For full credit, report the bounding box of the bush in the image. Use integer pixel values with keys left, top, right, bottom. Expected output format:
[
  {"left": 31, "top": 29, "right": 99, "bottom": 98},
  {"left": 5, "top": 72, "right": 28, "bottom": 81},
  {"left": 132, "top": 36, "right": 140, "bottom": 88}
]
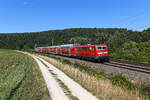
[
  {"left": 111, "top": 74, "right": 134, "bottom": 89},
  {"left": 61, "top": 59, "right": 74, "bottom": 66},
  {"left": 140, "top": 83, "right": 150, "bottom": 98},
  {"left": 110, "top": 51, "right": 124, "bottom": 59}
]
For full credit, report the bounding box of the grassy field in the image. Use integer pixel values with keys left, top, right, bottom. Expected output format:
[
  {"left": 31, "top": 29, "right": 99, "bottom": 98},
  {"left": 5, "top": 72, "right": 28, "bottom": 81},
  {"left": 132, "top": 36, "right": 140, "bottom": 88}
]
[
  {"left": 0, "top": 49, "right": 50, "bottom": 100},
  {"left": 38, "top": 53, "right": 150, "bottom": 100}
]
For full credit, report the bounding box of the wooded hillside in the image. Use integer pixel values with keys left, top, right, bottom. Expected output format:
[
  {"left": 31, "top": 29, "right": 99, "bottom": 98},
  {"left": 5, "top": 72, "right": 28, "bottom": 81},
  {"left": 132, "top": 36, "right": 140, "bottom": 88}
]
[{"left": 0, "top": 28, "right": 150, "bottom": 63}]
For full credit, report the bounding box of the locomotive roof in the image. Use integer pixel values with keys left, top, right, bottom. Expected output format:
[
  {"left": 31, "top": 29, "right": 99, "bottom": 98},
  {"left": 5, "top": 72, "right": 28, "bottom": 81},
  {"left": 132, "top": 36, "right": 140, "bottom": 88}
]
[
  {"left": 79, "top": 44, "right": 107, "bottom": 47},
  {"left": 60, "top": 44, "right": 80, "bottom": 48}
]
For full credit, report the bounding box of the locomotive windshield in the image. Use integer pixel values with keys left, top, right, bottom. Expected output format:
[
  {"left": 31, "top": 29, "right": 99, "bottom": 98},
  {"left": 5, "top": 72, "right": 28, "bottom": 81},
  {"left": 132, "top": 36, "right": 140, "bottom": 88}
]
[{"left": 97, "top": 46, "right": 106, "bottom": 50}]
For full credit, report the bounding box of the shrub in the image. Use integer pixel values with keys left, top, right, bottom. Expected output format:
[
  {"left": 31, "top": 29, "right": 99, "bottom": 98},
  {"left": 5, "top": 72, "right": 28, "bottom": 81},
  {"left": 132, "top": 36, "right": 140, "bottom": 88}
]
[
  {"left": 140, "top": 83, "right": 150, "bottom": 98},
  {"left": 61, "top": 59, "right": 73, "bottom": 66},
  {"left": 110, "top": 74, "right": 134, "bottom": 89}
]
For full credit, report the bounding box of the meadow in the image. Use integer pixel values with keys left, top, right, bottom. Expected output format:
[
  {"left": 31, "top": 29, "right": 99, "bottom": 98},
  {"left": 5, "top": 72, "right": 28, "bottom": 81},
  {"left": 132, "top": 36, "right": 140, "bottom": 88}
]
[{"left": 0, "top": 49, "right": 50, "bottom": 100}]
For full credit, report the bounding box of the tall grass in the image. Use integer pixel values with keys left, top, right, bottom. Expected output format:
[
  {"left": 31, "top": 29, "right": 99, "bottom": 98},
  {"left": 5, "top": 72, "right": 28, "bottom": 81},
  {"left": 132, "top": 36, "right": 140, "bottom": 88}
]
[
  {"left": 0, "top": 49, "right": 50, "bottom": 100},
  {"left": 39, "top": 55, "right": 147, "bottom": 100}
]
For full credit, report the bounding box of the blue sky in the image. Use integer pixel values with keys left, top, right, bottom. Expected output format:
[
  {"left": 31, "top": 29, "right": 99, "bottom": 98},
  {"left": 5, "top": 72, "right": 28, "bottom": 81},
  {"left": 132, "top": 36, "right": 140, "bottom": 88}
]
[{"left": 0, "top": 0, "right": 150, "bottom": 33}]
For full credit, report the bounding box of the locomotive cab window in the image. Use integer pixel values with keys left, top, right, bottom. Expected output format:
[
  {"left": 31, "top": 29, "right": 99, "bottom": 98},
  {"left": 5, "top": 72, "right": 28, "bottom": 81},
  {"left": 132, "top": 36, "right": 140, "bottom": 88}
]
[{"left": 97, "top": 46, "right": 106, "bottom": 50}]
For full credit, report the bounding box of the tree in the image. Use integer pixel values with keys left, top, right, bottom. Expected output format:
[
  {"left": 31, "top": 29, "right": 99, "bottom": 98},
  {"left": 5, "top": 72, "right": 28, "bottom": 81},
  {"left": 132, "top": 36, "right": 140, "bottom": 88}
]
[{"left": 122, "top": 41, "right": 140, "bottom": 60}]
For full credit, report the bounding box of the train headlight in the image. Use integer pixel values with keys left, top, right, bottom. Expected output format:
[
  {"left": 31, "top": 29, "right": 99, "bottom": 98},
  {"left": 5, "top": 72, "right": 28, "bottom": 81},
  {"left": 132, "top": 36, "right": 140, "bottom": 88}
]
[{"left": 98, "top": 52, "right": 103, "bottom": 54}]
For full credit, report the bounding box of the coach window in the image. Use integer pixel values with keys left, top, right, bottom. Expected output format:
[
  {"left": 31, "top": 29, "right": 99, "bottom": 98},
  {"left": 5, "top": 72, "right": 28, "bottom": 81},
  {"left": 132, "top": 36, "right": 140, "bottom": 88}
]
[
  {"left": 86, "top": 47, "right": 88, "bottom": 50},
  {"left": 87, "top": 47, "right": 88, "bottom": 50},
  {"left": 75, "top": 47, "right": 77, "bottom": 50},
  {"left": 89, "top": 47, "right": 92, "bottom": 50},
  {"left": 78, "top": 47, "right": 81, "bottom": 50}
]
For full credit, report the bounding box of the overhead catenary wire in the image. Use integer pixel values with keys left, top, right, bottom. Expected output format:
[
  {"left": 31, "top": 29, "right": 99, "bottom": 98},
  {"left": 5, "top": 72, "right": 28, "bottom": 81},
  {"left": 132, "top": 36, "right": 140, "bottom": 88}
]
[{"left": 115, "top": 8, "right": 150, "bottom": 30}]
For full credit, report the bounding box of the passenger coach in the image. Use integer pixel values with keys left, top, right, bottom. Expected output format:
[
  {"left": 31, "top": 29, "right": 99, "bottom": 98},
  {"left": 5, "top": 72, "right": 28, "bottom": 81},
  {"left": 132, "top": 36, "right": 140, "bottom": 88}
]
[{"left": 60, "top": 44, "right": 80, "bottom": 56}]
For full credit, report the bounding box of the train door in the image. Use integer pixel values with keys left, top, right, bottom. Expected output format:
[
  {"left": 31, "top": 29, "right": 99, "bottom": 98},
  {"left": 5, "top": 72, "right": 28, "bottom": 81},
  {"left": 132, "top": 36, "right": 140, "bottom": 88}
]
[
  {"left": 91, "top": 47, "right": 95, "bottom": 56},
  {"left": 70, "top": 47, "right": 74, "bottom": 56},
  {"left": 56, "top": 48, "right": 58, "bottom": 54}
]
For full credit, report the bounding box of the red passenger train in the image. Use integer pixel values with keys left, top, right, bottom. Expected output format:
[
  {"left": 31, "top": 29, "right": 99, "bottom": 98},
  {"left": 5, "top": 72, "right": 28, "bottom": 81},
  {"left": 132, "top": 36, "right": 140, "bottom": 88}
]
[{"left": 34, "top": 44, "right": 109, "bottom": 62}]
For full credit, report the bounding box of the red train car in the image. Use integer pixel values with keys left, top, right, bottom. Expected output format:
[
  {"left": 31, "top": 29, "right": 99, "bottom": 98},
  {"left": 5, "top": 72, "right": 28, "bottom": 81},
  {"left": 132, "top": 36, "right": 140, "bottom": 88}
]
[
  {"left": 34, "top": 47, "right": 40, "bottom": 52},
  {"left": 45, "top": 46, "right": 51, "bottom": 53},
  {"left": 76, "top": 44, "right": 109, "bottom": 62},
  {"left": 60, "top": 44, "right": 80, "bottom": 56},
  {"left": 34, "top": 47, "right": 49, "bottom": 53},
  {"left": 48, "top": 46, "right": 60, "bottom": 54},
  {"left": 48, "top": 46, "right": 56, "bottom": 54},
  {"left": 41, "top": 47, "right": 49, "bottom": 53}
]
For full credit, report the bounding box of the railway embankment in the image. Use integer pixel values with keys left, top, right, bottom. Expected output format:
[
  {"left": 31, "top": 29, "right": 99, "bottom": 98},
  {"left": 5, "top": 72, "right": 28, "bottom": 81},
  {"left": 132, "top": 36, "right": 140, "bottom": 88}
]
[{"left": 39, "top": 53, "right": 150, "bottom": 82}]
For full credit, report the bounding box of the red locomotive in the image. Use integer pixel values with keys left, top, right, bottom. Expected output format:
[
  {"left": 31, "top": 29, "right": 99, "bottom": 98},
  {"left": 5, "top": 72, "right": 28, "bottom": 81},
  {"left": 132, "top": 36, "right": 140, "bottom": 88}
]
[
  {"left": 76, "top": 44, "right": 109, "bottom": 62},
  {"left": 34, "top": 44, "right": 109, "bottom": 62}
]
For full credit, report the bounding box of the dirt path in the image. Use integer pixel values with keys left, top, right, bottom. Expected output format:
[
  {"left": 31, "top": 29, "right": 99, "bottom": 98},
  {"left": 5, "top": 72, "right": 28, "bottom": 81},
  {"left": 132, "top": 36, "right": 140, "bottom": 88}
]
[
  {"left": 29, "top": 54, "right": 69, "bottom": 100},
  {"left": 25, "top": 52, "right": 99, "bottom": 100}
]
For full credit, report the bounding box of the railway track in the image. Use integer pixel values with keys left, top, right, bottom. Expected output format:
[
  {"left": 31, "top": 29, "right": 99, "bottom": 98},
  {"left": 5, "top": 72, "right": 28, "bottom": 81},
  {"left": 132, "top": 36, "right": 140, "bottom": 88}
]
[
  {"left": 111, "top": 59, "right": 150, "bottom": 67},
  {"left": 58, "top": 55, "right": 150, "bottom": 74},
  {"left": 104, "top": 61, "right": 150, "bottom": 74}
]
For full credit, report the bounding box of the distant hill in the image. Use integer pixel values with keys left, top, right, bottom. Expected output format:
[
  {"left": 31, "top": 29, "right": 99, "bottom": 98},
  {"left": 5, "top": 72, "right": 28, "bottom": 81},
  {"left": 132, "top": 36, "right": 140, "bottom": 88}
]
[{"left": 0, "top": 28, "right": 140, "bottom": 49}]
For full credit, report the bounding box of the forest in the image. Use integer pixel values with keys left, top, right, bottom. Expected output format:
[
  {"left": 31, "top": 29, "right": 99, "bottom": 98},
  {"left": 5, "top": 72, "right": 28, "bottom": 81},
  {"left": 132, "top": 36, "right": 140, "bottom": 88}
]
[{"left": 0, "top": 28, "right": 150, "bottom": 63}]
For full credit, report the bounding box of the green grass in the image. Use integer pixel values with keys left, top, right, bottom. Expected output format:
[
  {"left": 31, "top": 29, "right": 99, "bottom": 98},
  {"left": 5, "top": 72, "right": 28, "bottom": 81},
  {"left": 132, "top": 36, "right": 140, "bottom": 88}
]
[
  {"left": 110, "top": 51, "right": 150, "bottom": 64},
  {"left": 0, "top": 49, "right": 50, "bottom": 100}
]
